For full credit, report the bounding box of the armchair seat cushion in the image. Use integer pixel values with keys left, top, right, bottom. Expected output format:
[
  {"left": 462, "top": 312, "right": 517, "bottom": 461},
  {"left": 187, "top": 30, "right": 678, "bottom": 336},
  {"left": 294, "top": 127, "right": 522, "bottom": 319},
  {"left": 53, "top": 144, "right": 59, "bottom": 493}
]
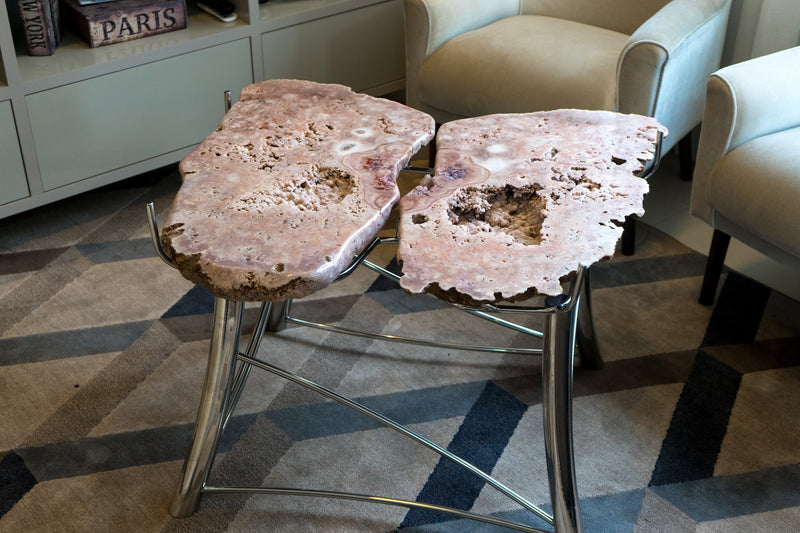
[
  {"left": 706, "top": 126, "right": 800, "bottom": 259},
  {"left": 418, "top": 16, "right": 629, "bottom": 118}
]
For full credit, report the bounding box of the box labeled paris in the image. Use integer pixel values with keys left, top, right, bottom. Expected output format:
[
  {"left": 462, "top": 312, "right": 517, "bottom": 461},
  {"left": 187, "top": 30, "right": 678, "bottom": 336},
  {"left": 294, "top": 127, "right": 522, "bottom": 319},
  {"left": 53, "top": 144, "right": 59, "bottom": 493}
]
[{"left": 64, "top": 0, "right": 186, "bottom": 47}]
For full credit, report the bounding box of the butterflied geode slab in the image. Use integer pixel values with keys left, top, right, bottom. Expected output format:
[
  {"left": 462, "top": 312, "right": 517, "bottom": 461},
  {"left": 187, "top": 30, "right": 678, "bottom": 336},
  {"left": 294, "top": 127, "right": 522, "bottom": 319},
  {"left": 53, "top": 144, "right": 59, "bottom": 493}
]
[
  {"left": 162, "top": 79, "right": 434, "bottom": 301},
  {"left": 398, "top": 110, "right": 666, "bottom": 305}
]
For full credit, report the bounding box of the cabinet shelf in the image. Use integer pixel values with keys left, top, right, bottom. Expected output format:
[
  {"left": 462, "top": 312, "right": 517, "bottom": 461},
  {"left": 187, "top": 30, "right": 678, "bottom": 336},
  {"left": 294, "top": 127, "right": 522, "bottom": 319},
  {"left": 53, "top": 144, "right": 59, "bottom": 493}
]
[
  {"left": 259, "top": 0, "right": 386, "bottom": 27},
  {"left": 0, "top": 0, "right": 405, "bottom": 218},
  {"left": 15, "top": 6, "right": 250, "bottom": 87}
]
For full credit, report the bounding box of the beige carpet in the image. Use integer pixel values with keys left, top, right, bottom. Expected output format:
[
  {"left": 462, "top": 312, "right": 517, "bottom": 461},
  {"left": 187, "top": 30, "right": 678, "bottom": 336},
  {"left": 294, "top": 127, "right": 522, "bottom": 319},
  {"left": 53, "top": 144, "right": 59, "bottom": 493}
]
[{"left": 1, "top": 164, "right": 799, "bottom": 532}]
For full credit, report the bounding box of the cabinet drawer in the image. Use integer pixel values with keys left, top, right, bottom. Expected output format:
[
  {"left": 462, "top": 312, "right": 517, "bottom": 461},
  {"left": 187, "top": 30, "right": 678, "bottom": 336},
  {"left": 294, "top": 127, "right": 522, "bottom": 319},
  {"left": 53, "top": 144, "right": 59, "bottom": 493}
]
[
  {"left": 0, "top": 101, "right": 29, "bottom": 206},
  {"left": 262, "top": 0, "right": 404, "bottom": 92},
  {"left": 27, "top": 39, "right": 253, "bottom": 191}
]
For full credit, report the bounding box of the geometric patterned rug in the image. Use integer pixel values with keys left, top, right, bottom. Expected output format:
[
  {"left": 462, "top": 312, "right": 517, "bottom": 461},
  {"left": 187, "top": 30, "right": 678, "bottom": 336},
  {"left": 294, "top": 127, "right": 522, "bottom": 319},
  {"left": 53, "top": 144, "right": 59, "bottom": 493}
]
[{"left": 1, "top": 165, "right": 799, "bottom": 532}]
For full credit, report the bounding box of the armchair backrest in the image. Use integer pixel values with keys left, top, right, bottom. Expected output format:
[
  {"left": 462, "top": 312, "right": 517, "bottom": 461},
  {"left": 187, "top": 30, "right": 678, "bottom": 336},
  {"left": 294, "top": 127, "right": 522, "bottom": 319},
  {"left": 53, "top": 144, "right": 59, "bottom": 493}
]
[{"left": 521, "top": 0, "right": 671, "bottom": 34}]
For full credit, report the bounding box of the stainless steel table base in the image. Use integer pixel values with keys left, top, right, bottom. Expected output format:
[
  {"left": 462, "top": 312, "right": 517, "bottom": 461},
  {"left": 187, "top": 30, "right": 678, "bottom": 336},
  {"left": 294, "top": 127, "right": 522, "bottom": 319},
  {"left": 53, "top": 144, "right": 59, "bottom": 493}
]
[{"left": 165, "top": 268, "right": 588, "bottom": 533}]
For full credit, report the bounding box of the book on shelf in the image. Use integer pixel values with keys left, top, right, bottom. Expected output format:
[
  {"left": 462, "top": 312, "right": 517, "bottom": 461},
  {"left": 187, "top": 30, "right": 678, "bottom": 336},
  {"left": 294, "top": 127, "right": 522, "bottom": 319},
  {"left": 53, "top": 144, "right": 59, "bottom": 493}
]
[
  {"left": 63, "top": 0, "right": 187, "bottom": 48},
  {"left": 17, "top": 0, "right": 61, "bottom": 56}
]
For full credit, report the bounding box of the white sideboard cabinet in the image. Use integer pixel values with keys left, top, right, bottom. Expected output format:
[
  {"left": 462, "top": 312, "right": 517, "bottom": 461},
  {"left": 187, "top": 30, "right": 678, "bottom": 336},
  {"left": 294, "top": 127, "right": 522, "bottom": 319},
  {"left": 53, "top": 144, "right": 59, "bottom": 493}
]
[
  {"left": 0, "top": 0, "right": 405, "bottom": 218},
  {"left": 0, "top": 100, "right": 28, "bottom": 205}
]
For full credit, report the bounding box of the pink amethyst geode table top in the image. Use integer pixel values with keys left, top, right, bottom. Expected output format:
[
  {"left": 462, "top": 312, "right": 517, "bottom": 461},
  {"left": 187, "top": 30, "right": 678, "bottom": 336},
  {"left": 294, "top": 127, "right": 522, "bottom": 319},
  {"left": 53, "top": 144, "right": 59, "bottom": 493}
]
[
  {"left": 162, "top": 80, "right": 665, "bottom": 304},
  {"left": 397, "top": 110, "right": 666, "bottom": 305},
  {"left": 161, "top": 79, "right": 435, "bottom": 301}
]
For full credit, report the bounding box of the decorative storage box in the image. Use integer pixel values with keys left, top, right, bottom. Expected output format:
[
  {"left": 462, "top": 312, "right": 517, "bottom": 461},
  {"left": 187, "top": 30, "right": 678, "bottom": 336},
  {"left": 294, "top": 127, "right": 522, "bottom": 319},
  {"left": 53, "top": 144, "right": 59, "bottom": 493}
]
[{"left": 64, "top": 0, "right": 186, "bottom": 47}]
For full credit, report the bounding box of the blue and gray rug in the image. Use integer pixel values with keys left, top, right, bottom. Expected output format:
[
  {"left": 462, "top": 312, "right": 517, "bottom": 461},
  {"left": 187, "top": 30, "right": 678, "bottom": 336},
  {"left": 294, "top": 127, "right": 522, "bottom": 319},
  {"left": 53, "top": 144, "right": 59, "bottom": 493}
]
[{"left": 1, "top": 166, "right": 799, "bottom": 532}]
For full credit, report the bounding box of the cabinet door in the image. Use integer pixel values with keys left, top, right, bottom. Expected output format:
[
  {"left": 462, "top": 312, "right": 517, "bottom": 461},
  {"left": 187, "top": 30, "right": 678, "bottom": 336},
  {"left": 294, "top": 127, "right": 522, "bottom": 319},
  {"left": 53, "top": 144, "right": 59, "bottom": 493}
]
[
  {"left": 261, "top": 0, "right": 404, "bottom": 93},
  {"left": 27, "top": 39, "right": 253, "bottom": 191},
  {"left": 0, "top": 101, "right": 29, "bottom": 206}
]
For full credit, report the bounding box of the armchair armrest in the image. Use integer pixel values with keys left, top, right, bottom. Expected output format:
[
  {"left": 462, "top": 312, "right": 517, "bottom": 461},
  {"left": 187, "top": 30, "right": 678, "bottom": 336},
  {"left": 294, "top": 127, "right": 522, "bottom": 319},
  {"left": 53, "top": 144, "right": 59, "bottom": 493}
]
[
  {"left": 404, "top": 0, "right": 519, "bottom": 109},
  {"left": 617, "top": 0, "right": 730, "bottom": 151},
  {"left": 691, "top": 46, "right": 800, "bottom": 221},
  {"left": 626, "top": 0, "right": 729, "bottom": 55},
  {"left": 712, "top": 46, "right": 800, "bottom": 152}
]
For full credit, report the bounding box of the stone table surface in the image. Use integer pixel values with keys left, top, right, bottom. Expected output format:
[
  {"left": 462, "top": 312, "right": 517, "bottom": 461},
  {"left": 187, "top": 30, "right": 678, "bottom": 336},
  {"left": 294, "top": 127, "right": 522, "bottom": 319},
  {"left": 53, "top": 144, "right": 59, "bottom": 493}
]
[
  {"left": 162, "top": 81, "right": 665, "bottom": 306},
  {"left": 161, "top": 79, "right": 435, "bottom": 301},
  {"left": 397, "top": 110, "right": 667, "bottom": 306}
]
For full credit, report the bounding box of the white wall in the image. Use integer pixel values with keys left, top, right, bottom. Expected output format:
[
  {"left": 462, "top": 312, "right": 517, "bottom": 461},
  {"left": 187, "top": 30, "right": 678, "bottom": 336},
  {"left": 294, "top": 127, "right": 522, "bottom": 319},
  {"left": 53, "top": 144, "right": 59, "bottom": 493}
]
[{"left": 723, "top": 0, "right": 800, "bottom": 65}]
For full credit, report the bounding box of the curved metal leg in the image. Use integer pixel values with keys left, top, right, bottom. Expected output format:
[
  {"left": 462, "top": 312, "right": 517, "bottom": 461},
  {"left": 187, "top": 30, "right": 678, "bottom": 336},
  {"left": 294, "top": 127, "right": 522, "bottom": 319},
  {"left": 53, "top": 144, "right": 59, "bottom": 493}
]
[
  {"left": 222, "top": 302, "right": 274, "bottom": 432},
  {"left": 542, "top": 297, "right": 582, "bottom": 533},
  {"left": 576, "top": 268, "right": 603, "bottom": 370},
  {"left": 169, "top": 297, "right": 244, "bottom": 517}
]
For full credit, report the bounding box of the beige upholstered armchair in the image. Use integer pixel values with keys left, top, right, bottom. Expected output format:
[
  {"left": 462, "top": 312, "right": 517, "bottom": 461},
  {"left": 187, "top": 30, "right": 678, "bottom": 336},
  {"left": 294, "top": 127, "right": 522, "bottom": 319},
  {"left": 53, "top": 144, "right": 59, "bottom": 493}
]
[
  {"left": 405, "top": 0, "right": 730, "bottom": 174},
  {"left": 404, "top": 0, "right": 731, "bottom": 254},
  {"left": 691, "top": 46, "right": 800, "bottom": 305}
]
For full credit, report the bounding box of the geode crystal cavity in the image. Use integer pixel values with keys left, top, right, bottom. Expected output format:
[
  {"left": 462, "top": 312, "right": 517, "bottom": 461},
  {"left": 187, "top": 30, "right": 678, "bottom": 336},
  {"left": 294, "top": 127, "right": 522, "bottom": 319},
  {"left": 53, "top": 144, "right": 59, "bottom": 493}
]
[
  {"left": 162, "top": 79, "right": 435, "bottom": 301},
  {"left": 398, "top": 110, "right": 667, "bottom": 305}
]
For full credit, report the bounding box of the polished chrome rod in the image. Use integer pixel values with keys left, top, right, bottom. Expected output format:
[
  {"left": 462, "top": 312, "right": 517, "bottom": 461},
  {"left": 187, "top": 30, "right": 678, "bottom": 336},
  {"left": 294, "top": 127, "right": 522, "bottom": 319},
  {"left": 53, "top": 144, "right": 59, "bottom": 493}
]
[
  {"left": 285, "top": 314, "right": 542, "bottom": 355},
  {"left": 235, "top": 352, "right": 554, "bottom": 526},
  {"left": 204, "top": 486, "right": 549, "bottom": 533}
]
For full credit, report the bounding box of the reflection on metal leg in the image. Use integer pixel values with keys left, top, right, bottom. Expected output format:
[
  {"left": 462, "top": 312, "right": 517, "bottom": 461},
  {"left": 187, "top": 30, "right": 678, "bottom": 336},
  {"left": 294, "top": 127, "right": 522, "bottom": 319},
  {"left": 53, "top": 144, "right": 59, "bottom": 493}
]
[
  {"left": 222, "top": 302, "right": 273, "bottom": 432},
  {"left": 169, "top": 297, "right": 244, "bottom": 517},
  {"left": 576, "top": 268, "right": 603, "bottom": 370},
  {"left": 542, "top": 295, "right": 582, "bottom": 533},
  {"left": 266, "top": 300, "right": 289, "bottom": 332}
]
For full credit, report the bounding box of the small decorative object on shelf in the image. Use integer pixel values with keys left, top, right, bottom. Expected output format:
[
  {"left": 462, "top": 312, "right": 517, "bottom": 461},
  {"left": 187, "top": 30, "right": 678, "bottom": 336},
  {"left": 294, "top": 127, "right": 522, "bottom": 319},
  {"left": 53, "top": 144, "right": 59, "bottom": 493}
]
[
  {"left": 17, "top": 0, "right": 61, "bottom": 56},
  {"left": 63, "top": 0, "right": 187, "bottom": 48},
  {"left": 197, "top": 0, "right": 237, "bottom": 23}
]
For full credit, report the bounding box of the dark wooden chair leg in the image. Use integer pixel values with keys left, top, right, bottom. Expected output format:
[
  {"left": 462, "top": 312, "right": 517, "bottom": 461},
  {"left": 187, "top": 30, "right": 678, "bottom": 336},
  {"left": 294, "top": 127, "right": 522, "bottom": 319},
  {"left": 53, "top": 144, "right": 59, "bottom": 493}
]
[
  {"left": 678, "top": 131, "right": 694, "bottom": 181},
  {"left": 428, "top": 126, "right": 438, "bottom": 168},
  {"left": 621, "top": 216, "right": 636, "bottom": 256},
  {"left": 699, "top": 229, "right": 731, "bottom": 305}
]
